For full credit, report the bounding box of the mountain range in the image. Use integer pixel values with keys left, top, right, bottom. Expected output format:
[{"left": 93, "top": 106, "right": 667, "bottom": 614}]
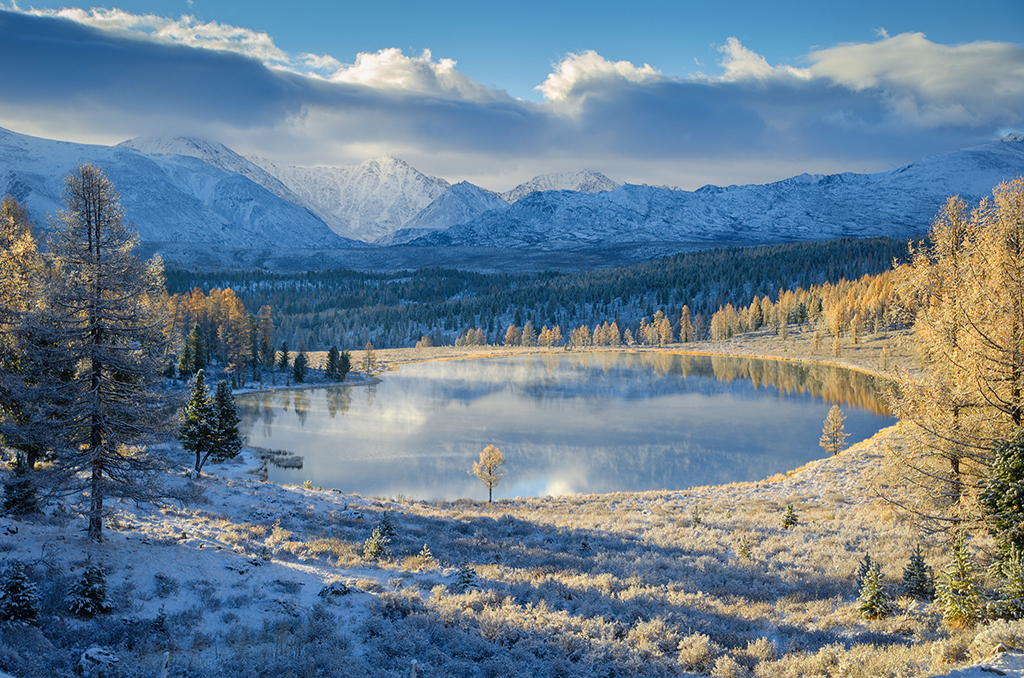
[{"left": 2, "top": 126, "right": 1023, "bottom": 270}]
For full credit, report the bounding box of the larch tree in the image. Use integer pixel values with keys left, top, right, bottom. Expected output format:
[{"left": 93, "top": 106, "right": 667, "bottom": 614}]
[
  {"left": 37, "top": 164, "right": 173, "bottom": 540},
  {"left": 819, "top": 404, "right": 850, "bottom": 456},
  {"left": 888, "top": 178, "right": 1024, "bottom": 532},
  {"left": 469, "top": 444, "right": 505, "bottom": 503}
]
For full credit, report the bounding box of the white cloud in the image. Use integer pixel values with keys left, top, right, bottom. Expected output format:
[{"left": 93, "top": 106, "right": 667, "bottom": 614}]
[
  {"left": 327, "top": 48, "right": 512, "bottom": 102},
  {"left": 715, "top": 37, "right": 811, "bottom": 82},
  {"left": 536, "top": 50, "right": 663, "bottom": 110},
  {"left": 808, "top": 32, "right": 1024, "bottom": 128}
]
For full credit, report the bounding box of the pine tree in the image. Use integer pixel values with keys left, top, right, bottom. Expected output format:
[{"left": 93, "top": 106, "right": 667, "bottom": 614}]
[
  {"left": 339, "top": 351, "right": 352, "bottom": 381},
  {"left": 2, "top": 454, "right": 39, "bottom": 515},
  {"left": 211, "top": 380, "right": 243, "bottom": 464},
  {"left": 781, "top": 504, "right": 798, "bottom": 529},
  {"left": 902, "top": 546, "right": 936, "bottom": 599},
  {"left": 819, "top": 404, "right": 850, "bottom": 456},
  {"left": 186, "top": 323, "right": 207, "bottom": 372},
  {"left": 993, "top": 547, "right": 1024, "bottom": 619},
  {"left": 936, "top": 534, "right": 983, "bottom": 629},
  {"left": 455, "top": 560, "right": 478, "bottom": 592},
  {"left": 68, "top": 559, "right": 110, "bottom": 617},
  {"left": 325, "top": 346, "right": 341, "bottom": 380},
  {"left": 278, "top": 342, "right": 290, "bottom": 371},
  {"left": 0, "top": 560, "right": 40, "bottom": 626},
  {"left": 180, "top": 370, "right": 217, "bottom": 473},
  {"left": 982, "top": 432, "right": 1024, "bottom": 563},
  {"left": 858, "top": 561, "right": 893, "bottom": 619},
  {"left": 856, "top": 553, "right": 874, "bottom": 591},
  {"left": 363, "top": 526, "right": 389, "bottom": 561},
  {"left": 292, "top": 351, "right": 308, "bottom": 383},
  {"left": 377, "top": 511, "right": 396, "bottom": 540}
]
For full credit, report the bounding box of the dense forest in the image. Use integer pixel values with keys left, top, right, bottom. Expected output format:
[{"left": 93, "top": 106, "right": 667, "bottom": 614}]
[{"left": 166, "top": 237, "right": 913, "bottom": 351}]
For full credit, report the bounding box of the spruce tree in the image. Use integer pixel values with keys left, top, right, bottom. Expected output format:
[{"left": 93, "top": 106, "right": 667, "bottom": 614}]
[
  {"left": 0, "top": 560, "right": 40, "bottom": 626},
  {"left": 293, "top": 352, "right": 308, "bottom": 383},
  {"left": 856, "top": 553, "right": 874, "bottom": 591},
  {"left": 455, "top": 560, "right": 478, "bottom": 592},
  {"left": 180, "top": 370, "right": 217, "bottom": 473},
  {"left": 68, "top": 559, "right": 110, "bottom": 618},
  {"left": 187, "top": 323, "right": 207, "bottom": 372},
  {"left": 211, "top": 380, "right": 243, "bottom": 464},
  {"left": 982, "top": 432, "right": 1024, "bottom": 563},
  {"left": 2, "top": 454, "right": 39, "bottom": 515},
  {"left": 858, "top": 561, "right": 893, "bottom": 619},
  {"left": 902, "top": 546, "right": 936, "bottom": 599},
  {"left": 781, "top": 504, "right": 798, "bottom": 529},
  {"left": 278, "top": 342, "right": 290, "bottom": 371},
  {"left": 378, "top": 511, "right": 397, "bottom": 540},
  {"left": 994, "top": 547, "right": 1024, "bottom": 619},
  {"left": 339, "top": 351, "right": 352, "bottom": 381},
  {"left": 325, "top": 346, "right": 340, "bottom": 380},
  {"left": 936, "top": 534, "right": 983, "bottom": 628},
  {"left": 363, "top": 526, "right": 389, "bottom": 561}
]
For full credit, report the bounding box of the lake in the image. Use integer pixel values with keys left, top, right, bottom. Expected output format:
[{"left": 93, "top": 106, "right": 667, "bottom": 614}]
[{"left": 236, "top": 352, "right": 894, "bottom": 500}]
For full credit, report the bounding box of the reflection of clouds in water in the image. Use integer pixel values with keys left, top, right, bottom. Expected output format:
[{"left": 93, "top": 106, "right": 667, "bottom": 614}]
[{"left": 239, "top": 353, "right": 893, "bottom": 500}]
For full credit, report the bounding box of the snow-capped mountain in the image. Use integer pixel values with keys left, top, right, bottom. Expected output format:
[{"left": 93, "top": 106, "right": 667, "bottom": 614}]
[
  {"left": 500, "top": 170, "right": 621, "bottom": 204},
  {"left": 379, "top": 181, "right": 509, "bottom": 245},
  {"left": 412, "top": 135, "right": 1024, "bottom": 249},
  {"left": 0, "top": 127, "right": 350, "bottom": 250},
  {"left": 248, "top": 155, "right": 450, "bottom": 242},
  {"left": 117, "top": 135, "right": 307, "bottom": 209}
]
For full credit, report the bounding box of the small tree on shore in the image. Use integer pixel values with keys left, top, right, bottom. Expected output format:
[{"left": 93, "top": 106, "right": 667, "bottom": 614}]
[
  {"left": 819, "top": 405, "right": 850, "bottom": 456},
  {"left": 469, "top": 444, "right": 505, "bottom": 503},
  {"left": 362, "top": 341, "right": 377, "bottom": 375}
]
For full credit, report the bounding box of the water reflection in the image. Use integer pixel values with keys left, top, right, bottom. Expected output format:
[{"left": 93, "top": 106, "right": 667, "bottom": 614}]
[{"left": 237, "top": 353, "right": 892, "bottom": 500}]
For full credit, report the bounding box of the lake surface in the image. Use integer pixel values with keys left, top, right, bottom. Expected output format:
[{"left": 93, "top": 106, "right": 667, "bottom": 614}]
[{"left": 236, "top": 352, "right": 893, "bottom": 500}]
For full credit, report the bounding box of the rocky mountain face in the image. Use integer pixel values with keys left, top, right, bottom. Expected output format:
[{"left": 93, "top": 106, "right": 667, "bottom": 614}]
[{"left": 499, "top": 170, "right": 621, "bottom": 203}]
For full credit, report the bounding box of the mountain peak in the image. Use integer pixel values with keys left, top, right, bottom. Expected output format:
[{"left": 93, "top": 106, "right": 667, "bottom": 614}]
[
  {"left": 500, "top": 170, "right": 621, "bottom": 203},
  {"left": 1001, "top": 132, "right": 1024, "bottom": 144}
]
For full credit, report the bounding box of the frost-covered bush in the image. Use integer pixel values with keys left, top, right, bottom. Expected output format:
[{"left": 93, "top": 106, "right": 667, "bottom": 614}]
[
  {"left": 971, "top": 619, "right": 1024, "bottom": 658},
  {"left": 676, "top": 632, "right": 721, "bottom": 673}
]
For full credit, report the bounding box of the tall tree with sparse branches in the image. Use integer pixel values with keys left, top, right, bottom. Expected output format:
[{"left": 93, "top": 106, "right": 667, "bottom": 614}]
[
  {"left": 26, "top": 164, "right": 173, "bottom": 541},
  {"left": 887, "top": 178, "right": 1024, "bottom": 532}
]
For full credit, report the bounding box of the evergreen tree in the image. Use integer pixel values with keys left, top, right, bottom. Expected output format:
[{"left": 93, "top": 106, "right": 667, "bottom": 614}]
[
  {"left": 982, "top": 432, "right": 1024, "bottom": 563},
  {"left": 455, "top": 560, "right": 478, "bottom": 592},
  {"left": 211, "top": 380, "right": 243, "bottom": 464},
  {"left": 325, "top": 346, "right": 341, "bottom": 380},
  {"left": 177, "top": 339, "right": 193, "bottom": 376},
  {"left": 292, "top": 351, "right": 308, "bottom": 383},
  {"left": 0, "top": 560, "right": 39, "bottom": 626},
  {"left": 819, "top": 405, "right": 850, "bottom": 456},
  {"left": 278, "top": 342, "right": 290, "bottom": 371},
  {"left": 781, "top": 504, "right": 798, "bottom": 529},
  {"left": 2, "top": 454, "right": 39, "bottom": 515},
  {"left": 902, "top": 546, "right": 936, "bottom": 599},
  {"left": 936, "top": 534, "right": 983, "bottom": 628},
  {"left": 858, "top": 561, "right": 893, "bottom": 619},
  {"left": 68, "top": 559, "right": 110, "bottom": 617},
  {"left": 993, "top": 547, "right": 1024, "bottom": 619},
  {"left": 257, "top": 305, "right": 275, "bottom": 369},
  {"left": 856, "top": 553, "right": 874, "bottom": 591},
  {"left": 180, "top": 370, "right": 217, "bottom": 473},
  {"left": 339, "top": 351, "right": 352, "bottom": 381},
  {"left": 378, "top": 511, "right": 396, "bottom": 540},
  {"left": 187, "top": 323, "right": 207, "bottom": 372},
  {"left": 363, "top": 526, "right": 389, "bottom": 561}
]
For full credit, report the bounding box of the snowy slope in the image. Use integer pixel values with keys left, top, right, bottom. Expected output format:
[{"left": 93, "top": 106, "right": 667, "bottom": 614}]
[
  {"left": 0, "top": 127, "right": 351, "bottom": 250},
  {"left": 118, "top": 135, "right": 309, "bottom": 209},
  {"left": 500, "top": 170, "right": 621, "bottom": 203},
  {"left": 248, "top": 155, "right": 450, "bottom": 242},
  {"left": 413, "top": 135, "right": 1024, "bottom": 248},
  {"left": 379, "top": 181, "right": 509, "bottom": 245}
]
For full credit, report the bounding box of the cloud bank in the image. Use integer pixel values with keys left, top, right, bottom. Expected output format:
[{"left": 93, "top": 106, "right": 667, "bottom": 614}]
[{"left": 0, "top": 7, "right": 1020, "bottom": 189}]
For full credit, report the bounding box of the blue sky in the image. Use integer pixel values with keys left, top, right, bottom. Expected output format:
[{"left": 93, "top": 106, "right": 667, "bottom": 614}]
[{"left": 0, "top": 0, "right": 1021, "bottom": 190}]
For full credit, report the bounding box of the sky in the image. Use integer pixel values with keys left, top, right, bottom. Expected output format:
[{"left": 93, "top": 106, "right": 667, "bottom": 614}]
[{"left": 0, "top": 0, "right": 1022, "bottom": 191}]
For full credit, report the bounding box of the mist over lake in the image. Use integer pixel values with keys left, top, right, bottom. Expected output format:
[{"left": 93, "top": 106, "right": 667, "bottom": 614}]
[{"left": 237, "top": 352, "right": 893, "bottom": 500}]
